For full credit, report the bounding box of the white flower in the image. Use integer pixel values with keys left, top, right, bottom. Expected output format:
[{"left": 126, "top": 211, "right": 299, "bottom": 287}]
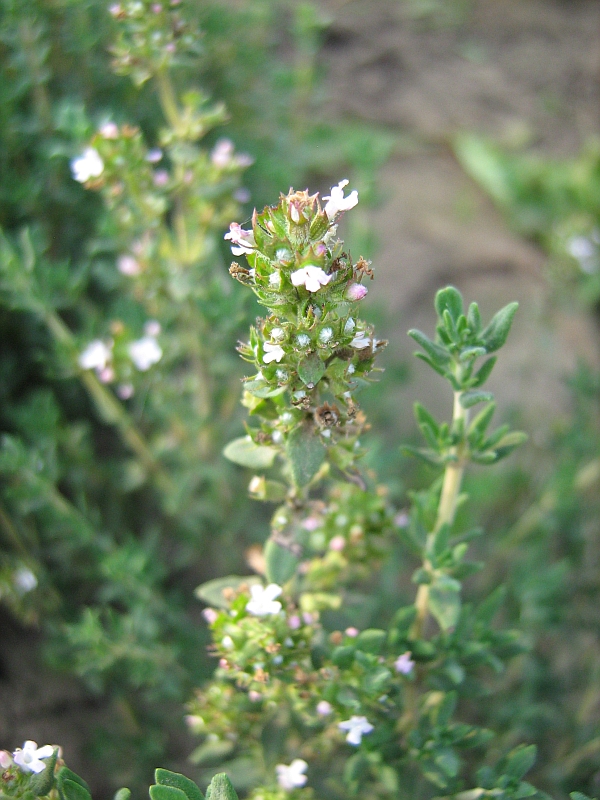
[
  {"left": 295, "top": 333, "right": 311, "bottom": 348},
  {"left": 71, "top": 148, "right": 104, "bottom": 183},
  {"left": 350, "top": 331, "right": 371, "bottom": 350},
  {"left": 276, "top": 759, "right": 308, "bottom": 790},
  {"left": 221, "top": 635, "right": 234, "bottom": 650},
  {"left": 13, "top": 568, "right": 37, "bottom": 593},
  {"left": 323, "top": 179, "right": 358, "bottom": 220},
  {"left": 128, "top": 336, "right": 162, "bottom": 371},
  {"left": 224, "top": 222, "right": 256, "bottom": 256},
  {"left": 13, "top": 741, "right": 55, "bottom": 774},
  {"left": 263, "top": 342, "right": 285, "bottom": 364},
  {"left": 338, "top": 716, "right": 374, "bottom": 746},
  {"left": 319, "top": 327, "right": 333, "bottom": 344},
  {"left": 270, "top": 327, "right": 285, "bottom": 341},
  {"left": 246, "top": 583, "right": 283, "bottom": 616},
  {"left": 394, "top": 651, "right": 415, "bottom": 675},
  {"left": 568, "top": 235, "right": 597, "bottom": 274},
  {"left": 291, "top": 265, "right": 331, "bottom": 293},
  {"left": 79, "top": 339, "right": 112, "bottom": 371}
]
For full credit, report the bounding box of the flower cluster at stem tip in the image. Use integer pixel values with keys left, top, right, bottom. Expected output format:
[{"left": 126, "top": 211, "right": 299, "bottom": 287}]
[{"left": 226, "top": 180, "right": 386, "bottom": 458}]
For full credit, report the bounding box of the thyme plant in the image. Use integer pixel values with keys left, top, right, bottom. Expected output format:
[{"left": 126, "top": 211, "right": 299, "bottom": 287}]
[{"left": 186, "top": 182, "right": 547, "bottom": 800}]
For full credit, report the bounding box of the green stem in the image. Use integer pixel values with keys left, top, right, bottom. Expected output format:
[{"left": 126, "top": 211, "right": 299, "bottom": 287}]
[
  {"left": 156, "top": 69, "right": 182, "bottom": 131},
  {"left": 412, "top": 390, "right": 467, "bottom": 638}
]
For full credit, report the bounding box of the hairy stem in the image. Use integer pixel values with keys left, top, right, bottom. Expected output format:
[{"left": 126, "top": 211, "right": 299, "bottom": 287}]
[{"left": 412, "top": 390, "right": 468, "bottom": 638}]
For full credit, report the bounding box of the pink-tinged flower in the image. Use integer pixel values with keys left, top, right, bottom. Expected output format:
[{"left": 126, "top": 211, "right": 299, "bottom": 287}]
[
  {"left": 395, "top": 651, "right": 415, "bottom": 675},
  {"left": 203, "top": 608, "right": 218, "bottom": 624},
  {"left": 128, "top": 336, "right": 162, "bottom": 371},
  {"left": 144, "top": 320, "right": 161, "bottom": 337},
  {"left": 302, "top": 612, "right": 314, "bottom": 624},
  {"left": 117, "top": 383, "right": 134, "bottom": 400},
  {"left": 246, "top": 583, "right": 283, "bottom": 616},
  {"left": 0, "top": 751, "right": 13, "bottom": 769},
  {"left": 99, "top": 122, "right": 119, "bottom": 139},
  {"left": 302, "top": 516, "right": 321, "bottom": 531},
  {"left": 338, "top": 716, "right": 374, "bottom": 746},
  {"left": 329, "top": 535, "right": 346, "bottom": 552},
  {"left": 316, "top": 700, "right": 332, "bottom": 716},
  {"left": 249, "top": 690, "right": 262, "bottom": 703},
  {"left": 98, "top": 366, "right": 115, "bottom": 384},
  {"left": 71, "top": 148, "right": 104, "bottom": 183},
  {"left": 224, "top": 222, "right": 256, "bottom": 256},
  {"left": 153, "top": 170, "right": 169, "bottom": 187},
  {"left": 394, "top": 511, "right": 409, "bottom": 528},
  {"left": 288, "top": 615, "right": 301, "bottom": 630},
  {"left": 323, "top": 179, "right": 358, "bottom": 220},
  {"left": 79, "top": 339, "right": 112, "bottom": 371},
  {"left": 117, "top": 254, "right": 141, "bottom": 276},
  {"left": 211, "top": 138, "right": 235, "bottom": 167},
  {"left": 345, "top": 627, "right": 359, "bottom": 638},
  {"left": 291, "top": 265, "right": 331, "bottom": 293},
  {"left": 263, "top": 342, "right": 285, "bottom": 364},
  {"left": 346, "top": 283, "right": 368, "bottom": 301},
  {"left": 276, "top": 759, "right": 308, "bottom": 790},
  {"left": 12, "top": 742, "right": 55, "bottom": 774}
]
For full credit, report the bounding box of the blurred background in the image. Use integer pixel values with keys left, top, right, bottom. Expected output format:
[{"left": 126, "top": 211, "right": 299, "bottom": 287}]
[{"left": 1, "top": 0, "right": 600, "bottom": 798}]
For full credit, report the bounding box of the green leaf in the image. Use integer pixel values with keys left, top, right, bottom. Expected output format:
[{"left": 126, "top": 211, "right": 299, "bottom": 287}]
[
  {"left": 460, "top": 390, "right": 494, "bottom": 409},
  {"left": 264, "top": 538, "right": 300, "bottom": 584},
  {"left": 332, "top": 645, "right": 356, "bottom": 669},
  {"left": 205, "top": 774, "right": 239, "bottom": 800},
  {"left": 356, "top": 628, "right": 387, "bottom": 654},
  {"left": 467, "top": 402, "right": 496, "bottom": 440},
  {"left": 60, "top": 780, "right": 92, "bottom": 800},
  {"left": 505, "top": 745, "right": 537, "bottom": 780},
  {"left": 434, "top": 747, "right": 460, "bottom": 778},
  {"left": 114, "top": 790, "right": 131, "bottom": 800},
  {"left": 392, "top": 606, "right": 417, "bottom": 633},
  {"left": 428, "top": 574, "right": 461, "bottom": 630},
  {"left": 571, "top": 793, "right": 597, "bottom": 800},
  {"left": 471, "top": 356, "right": 497, "bottom": 387},
  {"left": 195, "top": 575, "right": 262, "bottom": 608},
  {"left": 56, "top": 769, "right": 90, "bottom": 800},
  {"left": 155, "top": 771, "right": 204, "bottom": 800},
  {"left": 297, "top": 352, "right": 326, "bottom": 388},
  {"left": 310, "top": 212, "right": 330, "bottom": 240},
  {"left": 435, "top": 286, "right": 464, "bottom": 324},
  {"left": 189, "top": 740, "right": 236, "bottom": 767},
  {"left": 286, "top": 424, "right": 325, "bottom": 488},
  {"left": 30, "top": 749, "right": 59, "bottom": 797},
  {"left": 408, "top": 329, "right": 451, "bottom": 364},
  {"left": 223, "top": 437, "right": 278, "bottom": 469},
  {"left": 248, "top": 477, "right": 287, "bottom": 502},
  {"left": 467, "top": 302, "right": 482, "bottom": 334},
  {"left": 481, "top": 302, "right": 519, "bottom": 352}
]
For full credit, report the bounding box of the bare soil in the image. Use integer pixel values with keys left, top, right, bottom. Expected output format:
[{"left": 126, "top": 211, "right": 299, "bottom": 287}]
[{"left": 322, "top": 0, "right": 600, "bottom": 427}]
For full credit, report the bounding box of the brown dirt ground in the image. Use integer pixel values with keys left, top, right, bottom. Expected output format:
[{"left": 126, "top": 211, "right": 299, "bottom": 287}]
[{"left": 321, "top": 0, "right": 600, "bottom": 429}]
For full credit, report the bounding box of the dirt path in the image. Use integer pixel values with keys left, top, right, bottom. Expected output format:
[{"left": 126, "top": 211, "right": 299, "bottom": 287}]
[{"left": 322, "top": 0, "right": 600, "bottom": 428}]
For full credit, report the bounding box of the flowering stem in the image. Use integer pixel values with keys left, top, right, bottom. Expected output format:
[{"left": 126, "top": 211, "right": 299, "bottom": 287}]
[
  {"left": 412, "top": 390, "right": 467, "bottom": 639},
  {"left": 44, "top": 309, "right": 174, "bottom": 494}
]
